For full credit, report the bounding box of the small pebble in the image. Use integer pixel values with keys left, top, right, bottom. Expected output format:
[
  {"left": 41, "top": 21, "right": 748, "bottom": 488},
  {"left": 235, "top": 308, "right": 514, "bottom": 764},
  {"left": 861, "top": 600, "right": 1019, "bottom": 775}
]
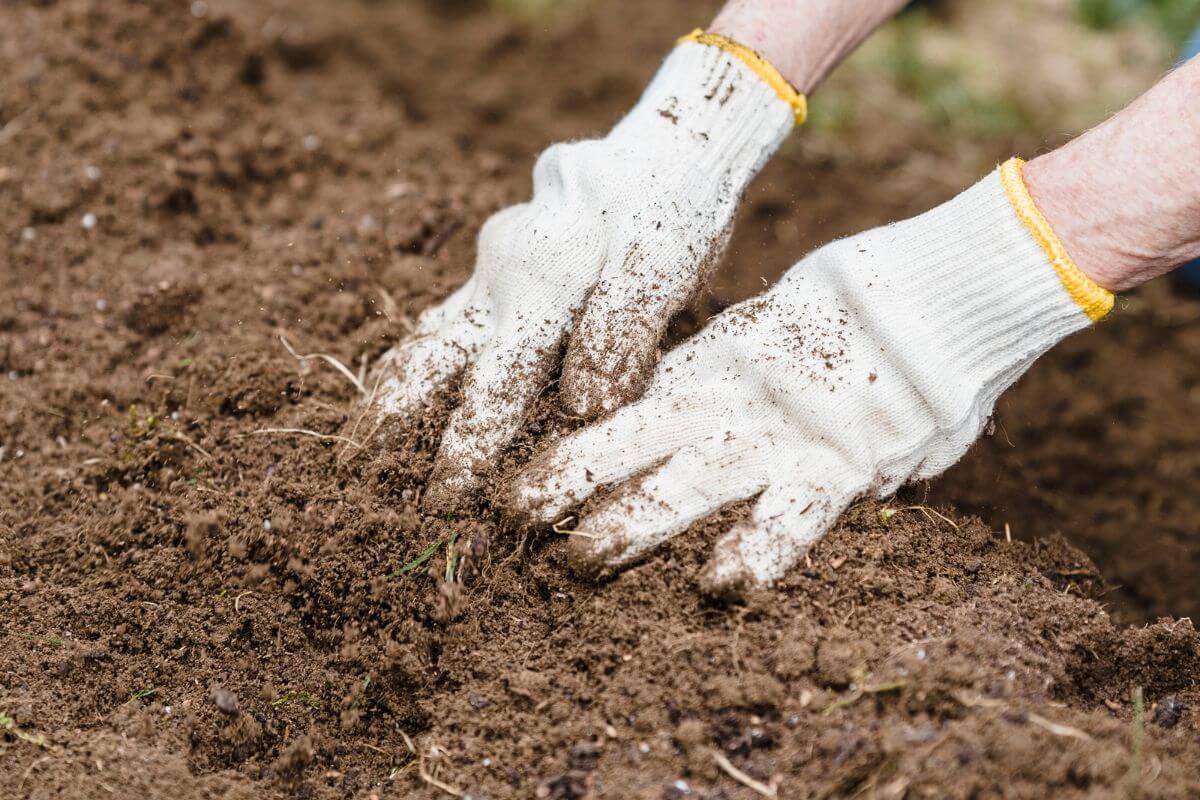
[
  {"left": 191, "top": 1, "right": 208, "bottom": 17},
  {"left": 1153, "top": 695, "right": 1185, "bottom": 729},
  {"left": 386, "top": 181, "right": 415, "bottom": 200},
  {"left": 664, "top": 779, "right": 694, "bottom": 799},
  {"left": 21, "top": 227, "right": 35, "bottom": 241},
  {"left": 208, "top": 685, "right": 240, "bottom": 716},
  {"left": 303, "top": 135, "right": 321, "bottom": 152},
  {"left": 84, "top": 164, "right": 100, "bottom": 181},
  {"left": 81, "top": 213, "right": 97, "bottom": 230}
]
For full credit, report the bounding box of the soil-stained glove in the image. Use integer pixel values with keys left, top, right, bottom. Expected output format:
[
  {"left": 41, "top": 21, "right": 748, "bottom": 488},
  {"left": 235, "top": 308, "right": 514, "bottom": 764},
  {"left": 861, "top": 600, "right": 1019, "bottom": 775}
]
[
  {"left": 373, "top": 32, "right": 806, "bottom": 510},
  {"left": 507, "top": 159, "right": 1114, "bottom": 595}
]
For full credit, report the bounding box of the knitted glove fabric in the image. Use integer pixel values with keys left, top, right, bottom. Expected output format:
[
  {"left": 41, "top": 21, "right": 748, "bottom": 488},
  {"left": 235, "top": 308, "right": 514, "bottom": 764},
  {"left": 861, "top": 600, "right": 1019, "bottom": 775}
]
[
  {"left": 371, "top": 34, "right": 803, "bottom": 510},
  {"left": 507, "top": 160, "right": 1113, "bottom": 595}
]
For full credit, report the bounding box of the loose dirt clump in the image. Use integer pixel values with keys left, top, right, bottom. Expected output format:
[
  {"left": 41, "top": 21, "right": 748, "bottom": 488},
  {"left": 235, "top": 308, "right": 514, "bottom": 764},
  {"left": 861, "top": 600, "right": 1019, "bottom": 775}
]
[{"left": 2, "top": 1, "right": 1198, "bottom": 798}]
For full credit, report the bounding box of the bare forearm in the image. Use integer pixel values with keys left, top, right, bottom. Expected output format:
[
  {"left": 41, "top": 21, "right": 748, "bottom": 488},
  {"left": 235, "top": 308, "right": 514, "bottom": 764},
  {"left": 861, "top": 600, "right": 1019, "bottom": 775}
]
[
  {"left": 708, "top": 2, "right": 1200, "bottom": 293},
  {"left": 710, "top": 0, "right": 909, "bottom": 93},
  {"left": 1024, "top": 57, "right": 1200, "bottom": 291}
]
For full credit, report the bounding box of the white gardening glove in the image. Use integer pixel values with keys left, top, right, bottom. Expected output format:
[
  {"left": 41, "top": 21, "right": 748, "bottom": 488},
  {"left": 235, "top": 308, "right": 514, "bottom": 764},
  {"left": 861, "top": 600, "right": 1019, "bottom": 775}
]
[
  {"left": 372, "top": 31, "right": 806, "bottom": 511},
  {"left": 507, "top": 159, "right": 1114, "bottom": 595}
]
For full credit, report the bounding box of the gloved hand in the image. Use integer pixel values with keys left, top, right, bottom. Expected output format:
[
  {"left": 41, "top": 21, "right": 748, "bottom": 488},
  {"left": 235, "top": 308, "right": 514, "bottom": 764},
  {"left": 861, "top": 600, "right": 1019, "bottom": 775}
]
[
  {"left": 372, "top": 32, "right": 806, "bottom": 510},
  {"left": 507, "top": 159, "right": 1114, "bottom": 595}
]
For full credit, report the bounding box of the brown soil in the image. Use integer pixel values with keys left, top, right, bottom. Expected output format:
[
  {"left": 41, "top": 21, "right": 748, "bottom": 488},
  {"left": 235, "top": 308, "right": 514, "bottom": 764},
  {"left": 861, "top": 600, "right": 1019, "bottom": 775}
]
[{"left": 2, "top": 1, "right": 1197, "bottom": 798}]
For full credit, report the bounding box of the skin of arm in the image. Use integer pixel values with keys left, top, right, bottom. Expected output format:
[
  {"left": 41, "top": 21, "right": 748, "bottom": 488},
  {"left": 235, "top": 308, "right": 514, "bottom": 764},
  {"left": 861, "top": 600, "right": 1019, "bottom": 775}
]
[
  {"left": 716, "top": 2, "right": 1199, "bottom": 291},
  {"left": 710, "top": 0, "right": 910, "bottom": 93},
  {"left": 1024, "top": 57, "right": 1200, "bottom": 291}
]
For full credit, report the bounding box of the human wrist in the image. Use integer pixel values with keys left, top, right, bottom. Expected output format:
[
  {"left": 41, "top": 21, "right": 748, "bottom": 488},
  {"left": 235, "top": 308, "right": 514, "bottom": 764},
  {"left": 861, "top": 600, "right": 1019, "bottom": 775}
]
[
  {"left": 1024, "top": 147, "right": 1200, "bottom": 292},
  {"left": 1021, "top": 59, "right": 1200, "bottom": 292},
  {"left": 709, "top": 0, "right": 908, "bottom": 93}
]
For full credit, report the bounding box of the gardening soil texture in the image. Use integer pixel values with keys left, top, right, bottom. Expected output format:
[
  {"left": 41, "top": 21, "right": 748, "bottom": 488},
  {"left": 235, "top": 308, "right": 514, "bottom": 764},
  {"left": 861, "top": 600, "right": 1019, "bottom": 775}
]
[{"left": 2, "top": 1, "right": 1199, "bottom": 798}]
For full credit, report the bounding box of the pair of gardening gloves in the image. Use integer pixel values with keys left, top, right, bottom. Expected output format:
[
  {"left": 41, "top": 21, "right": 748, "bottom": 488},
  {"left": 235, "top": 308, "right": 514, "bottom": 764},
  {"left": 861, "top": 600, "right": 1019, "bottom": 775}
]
[{"left": 370, "top": 33, "right": 1113, "bottom": 595}]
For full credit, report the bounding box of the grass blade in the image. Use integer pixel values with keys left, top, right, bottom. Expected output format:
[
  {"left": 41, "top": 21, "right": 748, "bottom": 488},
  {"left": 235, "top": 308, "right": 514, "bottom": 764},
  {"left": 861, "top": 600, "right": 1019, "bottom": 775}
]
[{"left": 393, "top": 540, "right": 443, "bottom": 578}]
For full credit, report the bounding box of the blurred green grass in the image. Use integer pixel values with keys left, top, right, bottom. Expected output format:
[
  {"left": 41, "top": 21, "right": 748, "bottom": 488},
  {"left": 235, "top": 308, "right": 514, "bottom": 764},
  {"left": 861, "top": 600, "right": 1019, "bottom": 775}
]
[
  {"left": 489, "top": 0, "right": 579, "bottom": 19},
  {"left": 883, "top": 11, "right": 1032, "bottom": 136},
  {"left": 1076, "top": 0, "right": 1200, "bottom": 44}
]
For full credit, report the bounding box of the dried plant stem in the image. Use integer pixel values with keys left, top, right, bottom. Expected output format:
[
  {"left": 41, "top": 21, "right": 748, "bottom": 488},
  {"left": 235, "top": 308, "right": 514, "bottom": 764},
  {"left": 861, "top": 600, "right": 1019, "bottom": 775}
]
[
  {"left": 709, "top": 748, "right": 778, "bottom": 798},
  {"left": 280, "top": 334, "right": 366, "bottom": 395}
]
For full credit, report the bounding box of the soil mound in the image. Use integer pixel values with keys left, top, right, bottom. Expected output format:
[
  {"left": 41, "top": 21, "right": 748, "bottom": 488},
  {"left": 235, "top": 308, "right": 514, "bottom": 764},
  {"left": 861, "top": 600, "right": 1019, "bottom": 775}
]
[{"left": 2, "top": 1, "right": 1197, "bottom": 797}]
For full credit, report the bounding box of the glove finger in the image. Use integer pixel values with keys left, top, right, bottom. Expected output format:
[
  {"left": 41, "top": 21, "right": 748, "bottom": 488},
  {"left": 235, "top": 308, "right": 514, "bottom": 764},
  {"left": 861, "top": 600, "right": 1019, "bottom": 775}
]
[
  {"left": 559, "top": 237, "right": 712, "bottom": 420},
  {"left": 565, "top": 445, "right": 766, "bottom": 577},
  {"left": 374, "top": 328, "right": 484, "bottom": 417},
  {"left": 423, "top": 332, "right": 559, "bottom": 513},
  {"left": 700, "top": 479, "right": 856, "bottom": 598},
  {"left": 412, "top": 276, "right": 479, "bottom": 336},
  {"left": 374, "top": 279, "right": 489, "bottom": 416},
  {"left": 505, "top": 393, "right": 704, "bottom": 525}
]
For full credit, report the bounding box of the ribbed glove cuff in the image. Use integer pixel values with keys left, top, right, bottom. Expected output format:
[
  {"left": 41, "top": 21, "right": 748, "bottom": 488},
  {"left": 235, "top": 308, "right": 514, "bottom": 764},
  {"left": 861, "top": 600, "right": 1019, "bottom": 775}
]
[
  {"left": 865, "top": 160, "right": 1113, "bottom": 398},
  {"left": 675, "top": 29, "right": 807, "bottom": 124},
  {"left": 609, "top": 33, "right": 798, "bottom": 184}
]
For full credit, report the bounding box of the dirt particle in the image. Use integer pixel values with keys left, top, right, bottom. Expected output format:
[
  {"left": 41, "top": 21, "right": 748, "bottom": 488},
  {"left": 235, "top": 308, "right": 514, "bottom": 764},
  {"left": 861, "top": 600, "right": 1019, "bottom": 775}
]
[
  {"left": 239, "top": 51, "right": 266, "bottom": 86},
  {"left": 507, "top": 669, "right": 549, "bottom": 705},
  {"left": 1153, "top": 695, "right": 1185, "bottom": 728},
  {"left": 272, "top": 734, "right": 316, "bottom": 783},
  {"left": 674, "top": 718, "right": 707, "bottom": 751},
  {"left": 119, "top": 282, "right": 202, "bottom": 336},
  {"left": 701, "top": 671, "right": 784, "bottom": 710},
  {"left": 433, "top": 579, "right": 468, "bottom": 622},
  {"left": 814, "top": 630, "right": 875, "bottom": 688},
  {"left": 772, "top": 635, "right": 817, "bottom": 680},
  {"left": 569, "top": 740, "right": 603, "bottom": 771},
  {"left": 208, "top": 685, "right": 240, "bottom": 717},
  {"left": 185, "top": 513, "right": 219, "bottom": 560}
]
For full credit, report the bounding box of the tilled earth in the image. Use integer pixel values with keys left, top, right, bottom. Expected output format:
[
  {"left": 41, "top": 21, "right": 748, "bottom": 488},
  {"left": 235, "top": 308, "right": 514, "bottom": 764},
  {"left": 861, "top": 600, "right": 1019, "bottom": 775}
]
[{"left": 2, "top": 1, "right": 1198, "bottom": 798}]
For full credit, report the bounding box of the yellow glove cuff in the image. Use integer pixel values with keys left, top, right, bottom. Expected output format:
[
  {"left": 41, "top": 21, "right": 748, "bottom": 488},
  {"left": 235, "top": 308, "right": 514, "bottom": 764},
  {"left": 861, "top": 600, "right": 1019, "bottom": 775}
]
[
  {"left": 678, "top": 29, "right": 807, "bottom": 126},
  {"left": 1000, "top": 157, "right": 1114, "bottom": 321}
]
